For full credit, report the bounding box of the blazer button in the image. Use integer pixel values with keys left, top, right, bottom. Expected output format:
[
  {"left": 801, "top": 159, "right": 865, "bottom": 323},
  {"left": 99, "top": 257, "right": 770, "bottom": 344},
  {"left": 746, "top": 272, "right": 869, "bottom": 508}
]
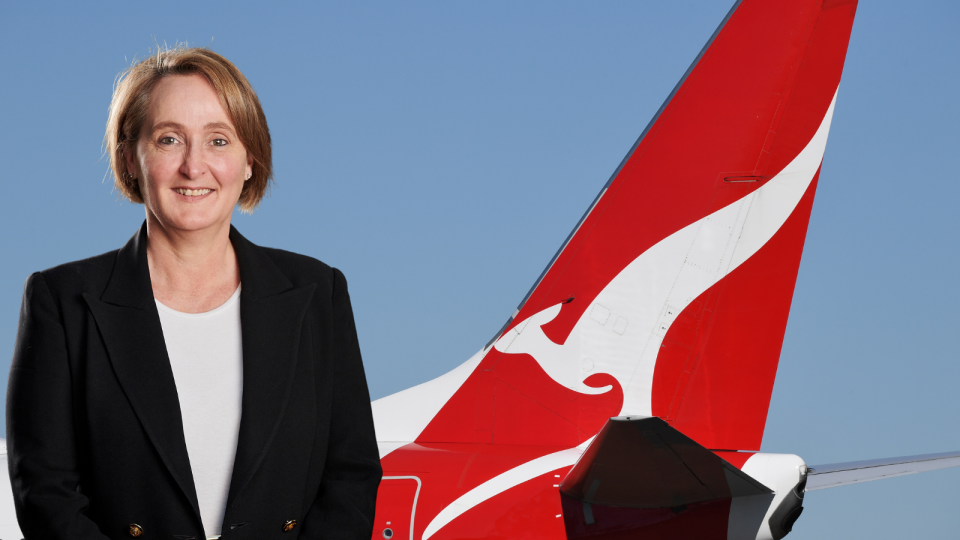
[
  {"left": 128, "top": 524, "right": 144, "bottom": 537},
  {"left": 282, "top": 520, "right": 297, "bottom": 532}
]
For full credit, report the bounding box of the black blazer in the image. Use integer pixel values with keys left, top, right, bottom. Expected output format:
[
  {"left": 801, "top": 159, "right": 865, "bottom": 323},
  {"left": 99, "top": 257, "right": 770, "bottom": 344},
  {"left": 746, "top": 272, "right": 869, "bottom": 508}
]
[{"left": 7, "top": 224, "right": 382, "bottom": 540}]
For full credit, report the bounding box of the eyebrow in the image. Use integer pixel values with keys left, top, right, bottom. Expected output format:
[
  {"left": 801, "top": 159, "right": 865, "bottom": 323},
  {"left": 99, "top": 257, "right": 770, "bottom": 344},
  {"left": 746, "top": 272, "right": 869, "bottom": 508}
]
[
  {"left": 203, "top": 122, "right": 236, "bottom": 133},
  {"left": 150, "top": 121, "right": 236, "bottom": 133}
]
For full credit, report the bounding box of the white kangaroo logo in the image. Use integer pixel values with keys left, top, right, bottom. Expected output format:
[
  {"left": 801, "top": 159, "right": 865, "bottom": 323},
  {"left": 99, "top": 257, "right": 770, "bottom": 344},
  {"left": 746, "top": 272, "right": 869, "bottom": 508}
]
[{"left": 495, "top": 91, "right": 838, "bottom": 418}]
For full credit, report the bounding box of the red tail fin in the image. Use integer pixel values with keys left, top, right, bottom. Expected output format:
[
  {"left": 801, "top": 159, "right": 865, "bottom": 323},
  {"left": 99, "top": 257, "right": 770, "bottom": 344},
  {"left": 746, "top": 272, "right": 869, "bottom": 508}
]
[{"left": 374, "top": 0, "right": 858, "bottom": 453}]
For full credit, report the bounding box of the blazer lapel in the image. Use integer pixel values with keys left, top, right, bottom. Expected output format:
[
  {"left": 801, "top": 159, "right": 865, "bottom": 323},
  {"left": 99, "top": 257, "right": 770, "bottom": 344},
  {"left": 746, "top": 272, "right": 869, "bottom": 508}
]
[
  {"left": 226, "top": 227, "right": 316, "bottom": 504},
  {"left": 82, "top": 223, "right": 201, "bottom": 519}
]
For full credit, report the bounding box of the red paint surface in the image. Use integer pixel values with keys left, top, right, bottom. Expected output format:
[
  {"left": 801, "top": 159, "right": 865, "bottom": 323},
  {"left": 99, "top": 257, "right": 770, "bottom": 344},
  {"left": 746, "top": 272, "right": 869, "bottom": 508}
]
[
  {"left": 528, "top": 0, "right": 833, "bottom": 344},
  {"left": 417, "top": 353, "right": 623, "bottom": 446},
  {"left": 646, "top": 0, "right": 856, "bottom": 450},
  {"left": 434, "top": 469, "right": 570, "bottom": 540},
  {"left": 373, "top": 478, "right": 419, "bottom": 540},
  {"left": 652, "top": 172, "right": 822, "bottom": 451}
]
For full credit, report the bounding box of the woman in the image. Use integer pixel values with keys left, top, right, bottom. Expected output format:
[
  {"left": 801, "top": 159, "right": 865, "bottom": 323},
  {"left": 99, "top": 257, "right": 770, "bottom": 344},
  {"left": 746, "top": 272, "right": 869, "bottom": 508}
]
[{"left": 7, "top": 47, "right": 381, "bottom": 540}]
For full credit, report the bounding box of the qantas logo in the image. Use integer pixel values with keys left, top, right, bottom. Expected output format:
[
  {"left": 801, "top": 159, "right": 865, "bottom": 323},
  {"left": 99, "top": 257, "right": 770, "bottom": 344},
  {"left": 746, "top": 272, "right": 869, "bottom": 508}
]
[{"left": 494, "top": 91, "right": 837, "bottom": 420}]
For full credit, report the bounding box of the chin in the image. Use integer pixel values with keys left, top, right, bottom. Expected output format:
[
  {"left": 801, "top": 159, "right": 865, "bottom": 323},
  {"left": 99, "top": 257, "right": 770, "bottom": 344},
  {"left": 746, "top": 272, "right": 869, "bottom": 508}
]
[{"left": 162, "top": 212, "right": 230, "bottom": 234}]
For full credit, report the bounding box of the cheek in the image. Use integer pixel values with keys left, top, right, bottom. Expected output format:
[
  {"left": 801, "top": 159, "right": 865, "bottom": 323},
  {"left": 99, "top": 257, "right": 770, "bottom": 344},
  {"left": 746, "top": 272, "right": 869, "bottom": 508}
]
[
  {"left": 214, "top": 155, "right": 250, "bottom": 186},
  {"left": 140, "top": 152, "right": 177, "bottom": 183}
]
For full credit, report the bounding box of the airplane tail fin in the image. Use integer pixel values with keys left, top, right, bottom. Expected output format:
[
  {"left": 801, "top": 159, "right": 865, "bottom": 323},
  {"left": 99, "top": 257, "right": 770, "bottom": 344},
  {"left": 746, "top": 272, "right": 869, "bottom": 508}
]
[{"left": 375, "top": 0, "right": 859, "bottom": 453}]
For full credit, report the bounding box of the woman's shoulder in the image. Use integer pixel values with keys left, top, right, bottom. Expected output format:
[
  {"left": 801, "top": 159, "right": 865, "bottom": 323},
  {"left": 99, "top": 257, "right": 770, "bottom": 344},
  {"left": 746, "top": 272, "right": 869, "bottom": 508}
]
[
  {"left": 255, "top": 245, "right": 347, "bottom": 288},
  {"left": 30, "top": 225, "right": 146, "bottom": 299},
  {"left": 17, "top": 248, "right": 124, "bottom": 319},
  {"left": 231, "top": 226, "right": 344, "bottom": 289},
  {"left": 31, "top": 249, "right": 122, "bottom": 297}
]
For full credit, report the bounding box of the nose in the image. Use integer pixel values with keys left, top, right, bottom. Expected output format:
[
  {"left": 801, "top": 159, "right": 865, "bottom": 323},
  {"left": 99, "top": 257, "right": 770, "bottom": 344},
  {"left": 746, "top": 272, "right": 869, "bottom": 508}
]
[{"left": 179, "top": 140, "right": 207, "bottom": 180}]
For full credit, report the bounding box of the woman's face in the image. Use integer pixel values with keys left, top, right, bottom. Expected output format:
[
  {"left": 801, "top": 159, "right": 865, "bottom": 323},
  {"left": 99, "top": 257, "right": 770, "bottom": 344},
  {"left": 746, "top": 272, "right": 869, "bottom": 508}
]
[{"left": 126, "top": 73, "right": 252, "bottom": 236}]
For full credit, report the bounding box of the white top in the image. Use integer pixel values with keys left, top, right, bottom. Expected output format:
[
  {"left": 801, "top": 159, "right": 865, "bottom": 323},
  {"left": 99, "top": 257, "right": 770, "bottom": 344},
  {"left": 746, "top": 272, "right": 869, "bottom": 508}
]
[{"left": 156, "top": 286, "right": 243, "bottom": 537}]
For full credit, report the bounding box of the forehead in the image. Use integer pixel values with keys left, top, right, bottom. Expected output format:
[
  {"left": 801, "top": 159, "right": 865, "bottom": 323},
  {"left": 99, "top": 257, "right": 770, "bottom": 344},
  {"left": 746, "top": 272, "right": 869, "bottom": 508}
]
[{"left": 146, "top": 73, "right": 234, "bottom": 129}]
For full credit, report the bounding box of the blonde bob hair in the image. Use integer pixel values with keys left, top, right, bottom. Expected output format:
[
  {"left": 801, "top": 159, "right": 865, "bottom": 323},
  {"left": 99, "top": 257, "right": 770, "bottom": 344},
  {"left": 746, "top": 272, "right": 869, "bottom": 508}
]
[{"left": 106, "top": 46, "right": 272, "bottom": 212}]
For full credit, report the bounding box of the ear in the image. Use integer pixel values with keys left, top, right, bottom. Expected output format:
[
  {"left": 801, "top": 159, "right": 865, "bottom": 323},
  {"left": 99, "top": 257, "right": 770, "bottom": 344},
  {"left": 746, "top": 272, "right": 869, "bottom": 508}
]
[
  {"left": 245, "top": 152, "right": 254, "bottom": 181},
  {"left": 122, "top": 141, "right": 138, "bottom": 180}
]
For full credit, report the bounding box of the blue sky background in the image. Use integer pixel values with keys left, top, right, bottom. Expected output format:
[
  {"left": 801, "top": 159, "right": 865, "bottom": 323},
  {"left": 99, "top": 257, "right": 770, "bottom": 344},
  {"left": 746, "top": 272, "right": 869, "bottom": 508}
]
[{"left": 2, "top": 1, "right": 958, "bottom": 538}]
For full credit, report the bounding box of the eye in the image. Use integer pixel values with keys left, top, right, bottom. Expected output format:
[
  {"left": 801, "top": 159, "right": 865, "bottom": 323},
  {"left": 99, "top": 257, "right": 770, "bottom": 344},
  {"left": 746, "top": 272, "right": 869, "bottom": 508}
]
[
  {"left": 212, "top": 138, "right": 228, "bottom": 147},
  {"left": 159, "top": 136, "right": 177, "bottom": 145}
]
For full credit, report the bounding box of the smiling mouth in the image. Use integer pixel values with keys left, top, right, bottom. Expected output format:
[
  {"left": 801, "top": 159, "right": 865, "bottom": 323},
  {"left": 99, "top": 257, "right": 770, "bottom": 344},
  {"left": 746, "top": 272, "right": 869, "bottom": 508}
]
[{"left": 174, "top": 188, "right": 213, "bottom": 197}]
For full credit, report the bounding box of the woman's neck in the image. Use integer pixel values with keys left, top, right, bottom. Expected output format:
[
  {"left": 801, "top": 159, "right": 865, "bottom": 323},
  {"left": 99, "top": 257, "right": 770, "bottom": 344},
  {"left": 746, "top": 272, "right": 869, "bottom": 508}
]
[{"left": 145, "top": 216, "right": 241, "bottom": 314}]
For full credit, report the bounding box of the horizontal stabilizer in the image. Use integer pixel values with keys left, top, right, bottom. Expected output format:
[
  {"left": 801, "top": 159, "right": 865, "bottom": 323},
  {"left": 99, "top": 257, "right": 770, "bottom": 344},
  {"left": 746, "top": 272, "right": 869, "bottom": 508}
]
[
  {"left": 560, "top": 416, "right": 770, "bottom": 508},
  {"left": 558, "top": 417, "right": 775, "bottom": 539},
  {"left": 806, "top": 451, "right": 960, "bottom": 491}
]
